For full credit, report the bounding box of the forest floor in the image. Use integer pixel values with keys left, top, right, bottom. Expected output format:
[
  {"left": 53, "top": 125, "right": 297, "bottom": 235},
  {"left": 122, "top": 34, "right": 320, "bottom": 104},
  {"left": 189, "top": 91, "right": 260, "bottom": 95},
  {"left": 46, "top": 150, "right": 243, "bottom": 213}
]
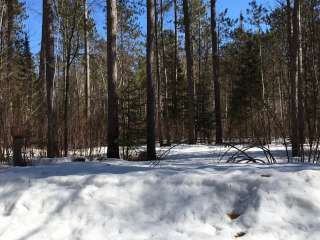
[{"left": 0, "top": 145, "right": 320, "bottom": 240}]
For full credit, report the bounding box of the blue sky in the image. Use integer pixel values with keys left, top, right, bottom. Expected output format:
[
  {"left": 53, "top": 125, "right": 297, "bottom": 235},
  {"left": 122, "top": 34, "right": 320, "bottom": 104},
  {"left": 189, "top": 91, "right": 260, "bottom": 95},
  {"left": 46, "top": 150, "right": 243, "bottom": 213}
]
[{"left": 25, "top": 0, "right": 276, "bottom": 54}]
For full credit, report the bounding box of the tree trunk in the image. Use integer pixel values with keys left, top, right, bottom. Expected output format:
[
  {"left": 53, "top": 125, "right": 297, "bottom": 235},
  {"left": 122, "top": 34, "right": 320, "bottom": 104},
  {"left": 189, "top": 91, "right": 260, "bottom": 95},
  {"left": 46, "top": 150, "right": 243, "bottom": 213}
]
[
  {"left": 296, "top": 0, "right": 304, "bottom": 155},
  {"left": 160, "top": 0, "right": 170, "bottom": 145},
  {"left": 13, "top": 136, "right": 25, "bottom": 166},
  {"left": 64, "top": 62, "right": 70, "bottom": 157},
  {"left": 84, "top": 0, "right": 90, "bottom": 120},
  {"left": 173, "top": 0, "right": 178, "bottom": 142},
  {"left": 287, "top": 0, "right": 298, "bottom": 157},
  {"left": 6, "top": 0, "right": 13, "bottom": 94},
  {"left": 38, "top": 0, "right": 46, "bottom": 144},
  {"left": 44, "top": 0, "right": 57, "bottom": 158},
  {"left": 107, "top": 0, "right": 120, "bottom": 158},
  {"left": 183, "top": 0, "right": 195, "bottom": 144},
  {"left": 83, "top": 0, "right": 91, "bottom": 154},
  {"left": 146, "top": 0, "right": 157, "bottom": 160},
  {"left": 154, "top": 0, "right": 163, "bottom": 146},
  {"left": 210, "top": 0, "right": 223, "bottom": 144},
  {"left": 7, "top": 0, "right": 24, "bottom": 166}
]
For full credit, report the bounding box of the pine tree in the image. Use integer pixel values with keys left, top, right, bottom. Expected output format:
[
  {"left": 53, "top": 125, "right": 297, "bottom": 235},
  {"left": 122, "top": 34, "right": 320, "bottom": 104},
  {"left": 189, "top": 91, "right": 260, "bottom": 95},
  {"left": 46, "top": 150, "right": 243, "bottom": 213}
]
[
  {"left": 183, "top": 0, "right": 196, "bottom": 144},
  {"left": 211, "top": 0, "right": 223, "bottom": 144},
  {"left": 44, "top": 0, "right": 57, "bottom": 158},
  {"left": 107, "top": 0, "right": 120, "bottom": 158},
  {"left": 146, "top": 0, "right": 157, "bottom": 160}
]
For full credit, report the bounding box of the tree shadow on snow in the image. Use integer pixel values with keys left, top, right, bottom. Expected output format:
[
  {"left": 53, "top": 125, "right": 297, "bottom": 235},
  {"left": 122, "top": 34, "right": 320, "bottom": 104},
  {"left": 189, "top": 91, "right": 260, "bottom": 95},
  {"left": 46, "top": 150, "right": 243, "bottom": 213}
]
[
  {"left": 1, "top": 162, "right": 153, "bottom": 179},
  {"left": 13, "top": 175, "right": 97, "bottom": 240}
]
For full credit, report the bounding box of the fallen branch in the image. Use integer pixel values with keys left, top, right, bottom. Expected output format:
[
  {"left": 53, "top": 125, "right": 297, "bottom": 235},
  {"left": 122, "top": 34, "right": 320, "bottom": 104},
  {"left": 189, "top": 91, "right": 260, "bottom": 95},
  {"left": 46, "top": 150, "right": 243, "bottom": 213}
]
[{"left": 220, "top": 143, "right": 277, "bottom": 164}]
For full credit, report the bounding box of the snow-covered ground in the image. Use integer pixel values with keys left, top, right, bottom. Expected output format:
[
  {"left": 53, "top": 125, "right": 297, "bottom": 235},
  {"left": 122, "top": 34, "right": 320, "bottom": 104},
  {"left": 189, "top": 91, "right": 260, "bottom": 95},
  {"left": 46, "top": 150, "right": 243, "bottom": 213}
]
[{"left": 0, "top": 145, "right": 320, "bottom": 240}]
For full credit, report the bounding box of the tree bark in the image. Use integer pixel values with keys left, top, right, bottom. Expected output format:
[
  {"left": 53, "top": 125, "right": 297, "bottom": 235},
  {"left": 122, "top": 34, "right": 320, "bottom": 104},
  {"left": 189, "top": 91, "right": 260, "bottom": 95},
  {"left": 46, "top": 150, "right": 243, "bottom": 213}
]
[
  {"left": 210, "top": 0, "right": 223, "bottom": 144},
  {"left": 146, "top": 0, "right": 157, "bottom": 160},
  {"left": 173, "top": 0, "right": 178, "bottom": 142},
  {"left": 84, "top": 0, "right": 90, "bottom": 120},
  {"left": 44, "top": 0, "right": 57, "bottom": 158},
  {"left": 287, "top": 0, "right": 298, "bottom": 157},
  {"left": 13, "top": 136, "right": 25, "bottom": 166},
  {"left": 296, "top": 0, "right": 304, "bottom": 155},
  {"left": 154, "top": 0, "right": 163, "bottom": 146},
  {"left": 63, "top": 61, "right": 70, "bottom": 157},
  {"left": 183, "top": 0, "right": 195, "bottom": 144},
  {"left": 7, "top": 0, "right": 23, "bottom": 166},
  {"left": 38, "top": 0, "right": 46, "bottom": 144},
  {"left": 83, "top": 0, "right": 91, "bottom": 154},
  {"left": 160, "top": 0, "right": 170, "bottom": 145},
  {"left": 107, "top": 0, "right": 120, "bottom": 158}
]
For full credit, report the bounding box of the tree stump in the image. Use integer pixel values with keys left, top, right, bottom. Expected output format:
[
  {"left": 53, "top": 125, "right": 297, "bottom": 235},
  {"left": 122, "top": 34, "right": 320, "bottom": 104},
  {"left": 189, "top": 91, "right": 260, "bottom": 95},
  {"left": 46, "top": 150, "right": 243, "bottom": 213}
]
[{"left": 12, "top": 136, "right": 26, "bottom": 166}]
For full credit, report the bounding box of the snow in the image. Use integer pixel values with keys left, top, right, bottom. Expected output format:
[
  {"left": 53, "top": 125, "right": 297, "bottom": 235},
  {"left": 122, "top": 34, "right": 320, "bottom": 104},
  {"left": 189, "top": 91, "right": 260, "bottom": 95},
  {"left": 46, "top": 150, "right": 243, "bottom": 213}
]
[{"left": 0, "top": 144, "right": 320, "bottom": 240}]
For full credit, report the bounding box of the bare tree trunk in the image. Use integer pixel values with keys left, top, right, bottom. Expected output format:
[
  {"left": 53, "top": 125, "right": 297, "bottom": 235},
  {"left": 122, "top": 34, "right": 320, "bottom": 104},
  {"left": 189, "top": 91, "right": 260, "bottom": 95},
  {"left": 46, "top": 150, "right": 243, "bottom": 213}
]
[
  {"left": 7, "top": 0, "right": 22, "bottom": 166},
  {"left": 6, "top": 0, "right": 13, "bottom": 102},
  {"left": 287, "top": 0, "right": 298, "bottom": 157},
  {"left": 259, "top": 40, "right": 265, "bottom": 101},
  {"left": 147, "top": 0, "right": 156, "bottom": 160},
  {"left": 173, "top": 0, "right": 178, "bottom": 142},
  {"left": 6, "top": 0, "right": 13, "bottom": 132},
  {"left": 107, "top": 0, "right": 120, "bottom": 158},
  {"left": 62, "top": 10, "right": 78, "bottom": 157},
  {"left": 183, "top": 0, "right": 195, "bottom": 144},
  {"left": 196, "top": 6, "right": 201, "bottom": 142},
  {"left": 210, "top": 0, "right": 223, "bottom": 144},
  {"left": 83, "top": 0, "right": 91, "bottom": 154},
  {"left": 6, "top": 0, "right": 24, "bottom": 166},
  {"left": 154, "top": 0, "right": 163, "bottom": 146},
  {"left": 84, "top": 0, "right": 90, "bottom": 120},
  {"left": 160, "top": 0, "right": 170, "bottom": 145},
  {"left": 44, "top": 0, "right": 57, "bottom": 158},
  {"left": 63, "top": 61, "right": 70, "bottom": 157},
  {"left": 38, "top": 0, "right": 46, "bottom": 145},
  {"left": 296, "top": 0, "right": 304, "bottom": 155}
]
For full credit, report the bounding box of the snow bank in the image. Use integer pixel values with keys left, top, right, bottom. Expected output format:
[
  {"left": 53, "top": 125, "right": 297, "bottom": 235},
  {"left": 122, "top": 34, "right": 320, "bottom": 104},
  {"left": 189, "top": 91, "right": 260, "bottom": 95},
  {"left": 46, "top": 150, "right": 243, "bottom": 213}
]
[{"left": 0, "top": 145, "right": 319, "bottom": 240}]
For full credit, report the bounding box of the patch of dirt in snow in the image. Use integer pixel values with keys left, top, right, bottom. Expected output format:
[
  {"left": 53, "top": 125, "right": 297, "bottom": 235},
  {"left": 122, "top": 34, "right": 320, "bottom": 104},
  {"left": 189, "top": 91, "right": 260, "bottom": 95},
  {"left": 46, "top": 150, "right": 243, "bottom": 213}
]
[{"left": 227, "top": 211, "right": 241, "bottom": 220}]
